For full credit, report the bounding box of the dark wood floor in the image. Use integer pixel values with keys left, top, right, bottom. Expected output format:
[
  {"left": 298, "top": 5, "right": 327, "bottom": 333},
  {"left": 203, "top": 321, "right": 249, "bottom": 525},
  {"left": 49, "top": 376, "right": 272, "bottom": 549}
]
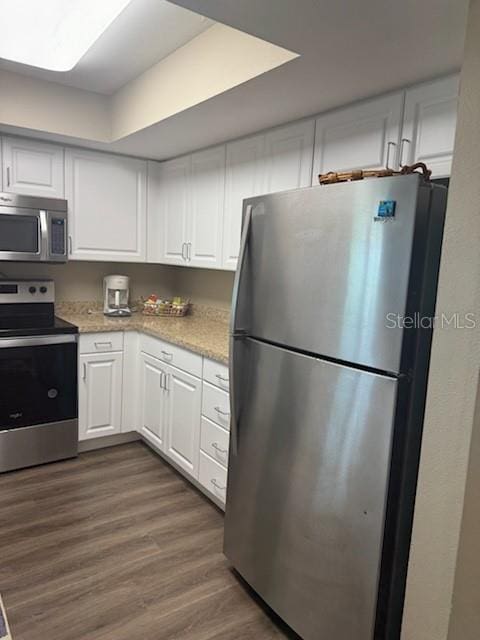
[{"left": 0, "top": 442, "right": 295, "bottom": 640}]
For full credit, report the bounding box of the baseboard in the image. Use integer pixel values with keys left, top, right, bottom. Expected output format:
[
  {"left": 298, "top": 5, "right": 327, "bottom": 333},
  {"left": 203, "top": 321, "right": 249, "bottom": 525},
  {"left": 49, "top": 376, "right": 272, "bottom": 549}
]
[{"left": 79, "top": 431, "right": 141, "bottom": 452}]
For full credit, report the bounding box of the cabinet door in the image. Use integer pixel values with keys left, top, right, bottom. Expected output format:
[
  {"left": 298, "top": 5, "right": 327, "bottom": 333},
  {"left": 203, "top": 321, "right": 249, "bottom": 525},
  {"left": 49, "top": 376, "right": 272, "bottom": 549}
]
[
  {"left": 65, "top": 148, "right": 147, "bottom": 262},
  {"left": 79, "top": 352, "right": 123, "bottom": 441},
  {"left": 165, "top": 364, "right": 201, "bottom": 478},
  {"left": 401, "top": 75, "right": 459, "bottom": 178},
  {"left": 222, "top": 134, "right": 265, "bottom": 270},
  {"left": 139, "top": 353, "right": 168, "bottom": 449},
  {"left": 147, "top": 157, "right": 190, "bottom": 265},
  {"left": 313, "top": 92, "right": 404, "bottom": 181},
  {"left": 189, "top": 146, "right": 225, "bottom": 269},
  {"left": 2, "top": 136, "right": 64, "bottom": 197},
  {"left": 263, "top": 120, "right": 314, "bottom": 194}
]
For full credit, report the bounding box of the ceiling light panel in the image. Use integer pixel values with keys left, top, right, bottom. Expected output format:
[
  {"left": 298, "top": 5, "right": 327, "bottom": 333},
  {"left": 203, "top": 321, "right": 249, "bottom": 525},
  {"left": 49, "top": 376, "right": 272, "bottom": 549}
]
[{"left": 0, "top": 0, "right": 132, "bottom": 72}]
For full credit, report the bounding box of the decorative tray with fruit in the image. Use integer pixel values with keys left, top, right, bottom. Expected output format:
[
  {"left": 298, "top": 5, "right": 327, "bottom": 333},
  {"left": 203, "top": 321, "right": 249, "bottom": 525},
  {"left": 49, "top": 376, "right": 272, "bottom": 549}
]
[{"left": 141, "top": 295, "right": 190, "bottom": 317}]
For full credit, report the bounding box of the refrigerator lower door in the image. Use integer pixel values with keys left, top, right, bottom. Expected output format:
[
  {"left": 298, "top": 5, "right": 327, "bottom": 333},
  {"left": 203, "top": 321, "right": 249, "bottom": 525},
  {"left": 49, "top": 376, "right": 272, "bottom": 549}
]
[{"left": 225, "top": 338, "right": 398, "bottom": 640}]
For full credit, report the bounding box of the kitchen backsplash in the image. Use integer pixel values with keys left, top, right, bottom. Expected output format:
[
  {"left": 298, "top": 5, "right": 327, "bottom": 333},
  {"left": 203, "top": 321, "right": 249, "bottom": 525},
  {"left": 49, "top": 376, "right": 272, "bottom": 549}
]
[{"left": 0, "top": 262, "right": 234, "bottom": 309}]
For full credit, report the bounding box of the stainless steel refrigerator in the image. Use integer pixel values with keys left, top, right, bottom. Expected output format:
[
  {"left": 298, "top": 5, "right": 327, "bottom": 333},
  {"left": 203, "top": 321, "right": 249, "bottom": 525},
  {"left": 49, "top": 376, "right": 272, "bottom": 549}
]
[{"left": 224, "top": 174, "right": 447, "bottom": 640}]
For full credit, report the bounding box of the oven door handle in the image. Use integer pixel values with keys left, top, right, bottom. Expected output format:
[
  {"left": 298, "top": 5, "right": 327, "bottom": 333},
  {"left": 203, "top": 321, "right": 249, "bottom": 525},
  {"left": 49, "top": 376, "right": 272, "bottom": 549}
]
[{"left": 0, "top": 335, "right": 78, "bottom": 348}]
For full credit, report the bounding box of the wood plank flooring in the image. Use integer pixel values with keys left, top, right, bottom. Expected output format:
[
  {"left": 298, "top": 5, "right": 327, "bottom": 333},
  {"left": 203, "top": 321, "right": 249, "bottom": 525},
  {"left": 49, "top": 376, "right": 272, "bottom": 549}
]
[{"left": 0, "top": 442, "right": 297, "bottom": 640}]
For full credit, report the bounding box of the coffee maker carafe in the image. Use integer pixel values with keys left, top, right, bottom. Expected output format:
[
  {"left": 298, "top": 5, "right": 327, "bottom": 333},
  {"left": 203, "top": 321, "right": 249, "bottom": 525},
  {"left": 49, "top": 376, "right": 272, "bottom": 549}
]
[{"left": 103, "top": 275, "right": 131, "bottom": 317}]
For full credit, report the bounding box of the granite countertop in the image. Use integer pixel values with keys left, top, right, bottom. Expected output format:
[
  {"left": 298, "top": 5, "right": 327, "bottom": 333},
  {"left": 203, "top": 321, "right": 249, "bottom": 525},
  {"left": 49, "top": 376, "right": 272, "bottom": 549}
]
[{"left": 57, "top": 307, "right": 230, "bottom": 364}]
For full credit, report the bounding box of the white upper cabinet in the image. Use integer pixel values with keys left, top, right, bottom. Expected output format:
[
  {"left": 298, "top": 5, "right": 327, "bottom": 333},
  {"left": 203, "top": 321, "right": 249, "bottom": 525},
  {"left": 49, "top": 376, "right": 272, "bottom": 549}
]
[
  {"left": 263, "top": 119, "right": 315, "bottom": 194},
  {"left": 147, "top": 156, "right": 190, "bottom": 266},
  {"left": 312, "top": 92, "right": 404, "bottom": 182},
  {"left": 148, "top": 147, "right": 225, "bottom": 269},
  {"left": 222, "top": 134, "right": 265, "bottom": 270},
  {"left": 65, "top": 148, "right": 147, "bottom": 262},
  {"left": 401, "top": 74, "right": 460, "bottom": 178},
  {"left": 2, "top": 137, "right": 64, "bottom": 198},
  {"left": 189, "top": 146, "right": 225, "bottom": 269}
]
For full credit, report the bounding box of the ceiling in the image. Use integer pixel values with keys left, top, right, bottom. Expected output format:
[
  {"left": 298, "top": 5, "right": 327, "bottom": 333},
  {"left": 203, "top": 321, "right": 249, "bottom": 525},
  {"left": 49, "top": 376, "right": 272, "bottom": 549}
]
[
  {"left": 0, "top": 0, "right": 469, "bottom": 160},
  {"left": 0, "top": 0, "right": 213, "bottom": 94}
]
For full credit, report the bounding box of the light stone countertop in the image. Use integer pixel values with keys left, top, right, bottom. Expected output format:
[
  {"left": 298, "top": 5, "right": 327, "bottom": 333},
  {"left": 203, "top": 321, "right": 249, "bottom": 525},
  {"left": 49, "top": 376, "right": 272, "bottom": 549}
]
[{"left": 57, "top": 307, "right": 230, "bottom": 364}]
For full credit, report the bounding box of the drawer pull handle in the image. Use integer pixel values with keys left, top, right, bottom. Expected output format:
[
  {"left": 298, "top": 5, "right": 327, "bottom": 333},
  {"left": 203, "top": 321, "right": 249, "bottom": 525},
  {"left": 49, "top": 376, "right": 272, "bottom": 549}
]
[
  {"left": 215, "top": 374, "right": 229, "bottom": 383},
  {"left": 161, "top": 350, "right": 173, "bottom": 360},
  {"left": 210, "top": 478, "right": 226, "bottom": 491},
  {"left": 214, "top": 406, "right": 230, "bottom": 417},
  {"left": 212, "top": 442, "right": 228, "bottom": 455},
  {"left": 95, "top": 341, "right": 112, "bottom": 348}
]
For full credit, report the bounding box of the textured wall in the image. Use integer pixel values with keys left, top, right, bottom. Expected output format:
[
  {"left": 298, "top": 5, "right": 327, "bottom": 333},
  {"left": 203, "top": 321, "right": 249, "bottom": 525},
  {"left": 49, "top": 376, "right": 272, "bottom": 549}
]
[
  {"left": 0, "top": 262, "right": 175, "bottom": 302},
  {"left": 401, "top": 2, "right": 480, "bottom": 638},
  {"left": 172, "top": 267, "right": 234, "bottom": 309},
  {"left": 0, "top": 261, "right": 233, "bottom": 308}
]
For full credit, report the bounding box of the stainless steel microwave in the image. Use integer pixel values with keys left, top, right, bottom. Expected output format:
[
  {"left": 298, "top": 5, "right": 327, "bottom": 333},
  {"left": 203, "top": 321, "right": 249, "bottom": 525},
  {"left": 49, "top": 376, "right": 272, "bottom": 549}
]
[{"left": 0, "top": 192, "right": 68, "bottom": 262}]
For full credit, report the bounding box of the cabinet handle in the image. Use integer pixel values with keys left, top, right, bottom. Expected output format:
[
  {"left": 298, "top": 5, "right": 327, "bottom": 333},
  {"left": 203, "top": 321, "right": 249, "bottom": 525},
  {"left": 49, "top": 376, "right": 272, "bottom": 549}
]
[
  {"left": 385, "top": 141, "right": 397, "bottom": 170},
  {"left": 161, "top": 350, "right": 173, "bottom": 361},
  {"left": 164, "top": 373, "right": 170, "bottom": 392},
  {"left": 187, "top": 242, "right": 192, "bottom": 262},
  {"left": 214, "top": 406, "right": 230, "bottom": 417},
  {"left": 181, "top": 242, "right": 187, "bottom": 260},
  {"left": 95, "top": 341, "right": 112, "bottom": 348},
  {"left": 215, "top": 373, "right": 229, "bottom": 383},
  {"left": 82, "top": 363, "right": 87, "bottom": 380},
  {"left": 68, "top": 235, "right": 73, "bottom": 255},
  {"left": 210, "top": 478, "right": 226, "bottom": 492},
  {"left": 159, "top": 371, "right": 165, "bottom": 390},
  {"left": 399, "top": 138, "right": 411, "bottom": 167},
  {"left": 212, "top": 442, "right": 228, "bottom": 455},
  {"left": 6, "top": 167, "right": 11, "bottom": 187}
]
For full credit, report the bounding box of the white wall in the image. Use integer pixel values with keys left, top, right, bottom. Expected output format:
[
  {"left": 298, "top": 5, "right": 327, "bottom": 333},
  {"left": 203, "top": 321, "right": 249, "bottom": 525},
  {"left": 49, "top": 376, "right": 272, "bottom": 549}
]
[
  {"left": 401, "top": 1, "right": 480, "bottom": 638},
  {"left": 0, "top": 69, "right": 110, "bottom": 142},
  {"left": 111, "top": 23, "right": 297, "bottom": 140}
]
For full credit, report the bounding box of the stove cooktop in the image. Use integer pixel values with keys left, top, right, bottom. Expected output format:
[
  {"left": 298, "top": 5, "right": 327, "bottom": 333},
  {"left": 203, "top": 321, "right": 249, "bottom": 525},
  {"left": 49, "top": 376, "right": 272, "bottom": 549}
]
[{"left": 0, "top": 316, "right": 78, "bottom": 339}]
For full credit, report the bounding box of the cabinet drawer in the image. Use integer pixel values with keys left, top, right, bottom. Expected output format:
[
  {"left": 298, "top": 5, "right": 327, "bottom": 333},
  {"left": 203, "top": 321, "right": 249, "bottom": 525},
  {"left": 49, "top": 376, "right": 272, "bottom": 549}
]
[
  {"left": 79, "top": 332, "right": 124, "bottom": 354},
  {"left": 199, "top": 451, "right": 228, "bottom": 504},
  {"left": 203, "top": 357, "right": 229, "bottom": 391},
  {"left": 140, "top": 334, "right": 202, "bottom": 377},
  {"left": 200, "top": 417, "right": 229, "bottom": 468},
  {"left": 202, "top": 381, "right": 230, "bottom": 430}
]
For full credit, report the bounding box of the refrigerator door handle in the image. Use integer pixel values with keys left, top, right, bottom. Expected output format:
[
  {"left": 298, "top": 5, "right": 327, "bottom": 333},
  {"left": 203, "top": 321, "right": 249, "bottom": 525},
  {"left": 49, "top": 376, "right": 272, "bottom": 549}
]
[
  {"left": 229, "top": 335, "right": 238, "bottom": 456},
  {"left": 230, "top": 203, "right": 253, "bottom": 336}
]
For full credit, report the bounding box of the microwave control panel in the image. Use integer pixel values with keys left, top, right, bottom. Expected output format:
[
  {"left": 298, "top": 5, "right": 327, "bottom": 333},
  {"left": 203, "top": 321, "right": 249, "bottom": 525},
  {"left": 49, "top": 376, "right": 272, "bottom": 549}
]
[{"left": 50, "top": 218, "right": 66, "bottom": 255}]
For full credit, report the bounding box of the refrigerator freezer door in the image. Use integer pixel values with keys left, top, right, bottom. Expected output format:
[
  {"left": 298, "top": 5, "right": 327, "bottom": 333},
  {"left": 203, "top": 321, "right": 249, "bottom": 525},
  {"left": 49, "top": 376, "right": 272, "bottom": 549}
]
[
  {"left": 235, "top": 174, "right": 426, "bottom": 373},
  {"left": 225, "top": 338, "right": 398, "bottom": 640}
]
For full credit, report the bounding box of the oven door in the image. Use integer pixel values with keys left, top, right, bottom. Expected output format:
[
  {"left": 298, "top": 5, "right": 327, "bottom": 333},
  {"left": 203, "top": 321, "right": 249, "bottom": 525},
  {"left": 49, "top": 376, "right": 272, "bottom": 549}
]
[
  {"left": 0, "top": 335, "right": 78, "bottom": 431},
  {"left": 0, "top": 207, "right": 45, "bottom": 261}
]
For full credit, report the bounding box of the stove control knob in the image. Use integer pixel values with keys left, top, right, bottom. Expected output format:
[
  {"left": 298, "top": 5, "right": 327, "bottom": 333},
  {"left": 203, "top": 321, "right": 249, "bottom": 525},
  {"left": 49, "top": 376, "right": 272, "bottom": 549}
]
[
  {"left": 29, "top": 286, "right": 36, "bottom": 294},
  {"left": 40, "top": 286, "right": 47, "bottom": 294}
]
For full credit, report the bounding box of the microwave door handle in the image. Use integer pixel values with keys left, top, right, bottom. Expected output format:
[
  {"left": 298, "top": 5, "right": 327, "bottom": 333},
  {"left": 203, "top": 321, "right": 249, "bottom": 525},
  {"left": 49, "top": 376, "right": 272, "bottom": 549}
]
[{"left": 39, "top": 210, "right": 48, "bottom": 260}]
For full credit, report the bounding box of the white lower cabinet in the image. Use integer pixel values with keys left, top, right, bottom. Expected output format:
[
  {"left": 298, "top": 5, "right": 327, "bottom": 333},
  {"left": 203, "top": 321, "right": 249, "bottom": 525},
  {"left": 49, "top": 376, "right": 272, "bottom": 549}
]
[
  {"left": 139, "top": 352, "right": 169, "bottom": 449},
  {"left": 199, "top": 451, "right": 228, "bottom": 505},
  {"left": 78, "top": 351, "right": 123, "bottom": 441},
  {"left": 165, "top": 365, "right": 202, "bottom": 477},
  {"left": 78, "top": 333, "right": 230, "bottom": 508},
  {"left": 200, "top": 416, "right": 230, "bottom": 468}
]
